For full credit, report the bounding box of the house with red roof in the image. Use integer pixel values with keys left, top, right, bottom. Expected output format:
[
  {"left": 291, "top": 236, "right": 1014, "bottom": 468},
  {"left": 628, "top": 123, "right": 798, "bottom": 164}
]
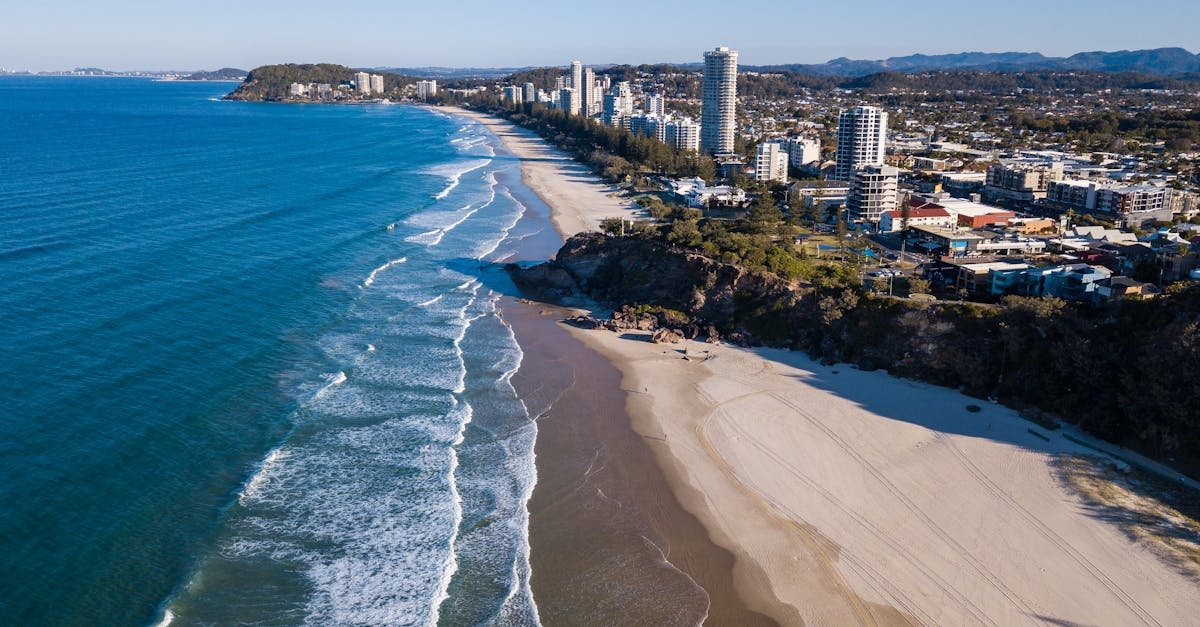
[{"left": 879, "top": 198, "right": 954, "bottom": 233}]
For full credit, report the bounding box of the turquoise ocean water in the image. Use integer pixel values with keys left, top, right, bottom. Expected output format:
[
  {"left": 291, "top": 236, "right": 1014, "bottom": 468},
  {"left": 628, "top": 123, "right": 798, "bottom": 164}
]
[{"left": 0, "top": 77, "right": 556, "bottom": 625}]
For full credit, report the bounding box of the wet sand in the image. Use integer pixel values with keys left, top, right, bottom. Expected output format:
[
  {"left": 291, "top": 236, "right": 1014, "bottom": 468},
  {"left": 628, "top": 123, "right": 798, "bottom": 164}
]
[{"left": 504, "top": 301, "right": 778, "bottom": 626}]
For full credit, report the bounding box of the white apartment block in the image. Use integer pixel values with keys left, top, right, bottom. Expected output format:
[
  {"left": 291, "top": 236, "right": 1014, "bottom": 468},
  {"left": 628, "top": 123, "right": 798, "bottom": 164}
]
[
  {"left": 755, "top": 142, "right": 789, "bottom": 183},
  {"left": 645, "top": 94, "right": 665, "bottom": 117},
  {"left": 369, "top": 74, "right": 384, "bottom": 95},
  {"left": 503, "top": 85, "right": 523, "bottom": 105},
  {"left": 289, "top": 82, "right": 309, "bottom": 97},
  {"left": 783, "top": 136, "right": 820, "bottom": 168},
  {"left": 666, "top": 118, "right": 701, "bottom": 152},
  {"left": 522, "top": 82, "right": 536, "bottom": 104},
  {"left": 603, "top": 81, "right": 633, "bottom": 126},
  {"left": 985, "top": 162, "right": 1064, "bottom": 203},
  {"left": 847, "top": 164, "right": 899, "bottom": 224},
  {"left": 355, "top": 71, "right": 371, "bottom": 95},
  {"left": 700, "top": 46, "right": 738, "bottom": 155},
  {"left": 835, "top": 106, "right": 887, "bottom": 181},
  {"left": 416, "top": 80, "right": 438, "bottom": 99},
  {"left": 559, "top": 87, "right": 581, "bottom": 116}
]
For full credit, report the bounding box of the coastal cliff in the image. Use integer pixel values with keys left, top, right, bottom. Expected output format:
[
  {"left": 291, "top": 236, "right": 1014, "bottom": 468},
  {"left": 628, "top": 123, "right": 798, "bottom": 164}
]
[{"left": 511, "top": 232, "right": 1200, "bottom": 465}]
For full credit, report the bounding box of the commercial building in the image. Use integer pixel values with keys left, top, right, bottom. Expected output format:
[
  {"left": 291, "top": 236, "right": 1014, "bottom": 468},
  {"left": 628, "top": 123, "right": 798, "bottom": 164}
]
[
  {"left": 700, "top": 46, "right": 738, "bottom": 155},
  {"left": 1046, "top": 179, "right": 1175, "bottom": 227},
  {"left": 754, "top": 142, "right": 789, "bottom": 183},
  {"left": 790, "top": 182, "right": 850, "bottom": 212},
  {"left": 846, "top": 164, "right": 899, "bottom": 224},
  {"left": 835, "top": 106, "right": 888, "bottom": 181}
]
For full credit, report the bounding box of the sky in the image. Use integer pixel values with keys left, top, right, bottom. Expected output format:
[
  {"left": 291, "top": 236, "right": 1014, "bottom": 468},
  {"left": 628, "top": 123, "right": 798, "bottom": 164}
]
[{"left": 1, "top": 0, "right": 1198, "bottom": 71}]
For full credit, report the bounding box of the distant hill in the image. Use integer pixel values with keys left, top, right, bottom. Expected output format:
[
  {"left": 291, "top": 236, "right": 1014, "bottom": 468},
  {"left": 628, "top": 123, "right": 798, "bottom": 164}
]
[
  {"left": 224, "top": 63, "right": 417, "bottom": 101},
  {"left": 183, "top": 67, "right": 247, "bottom": 81},
  {"left": 749, "top": 47, "right": 1200, "bottom": 77},
  {"left": 373, "top": 66, "right": 534, "bottom": 79}
]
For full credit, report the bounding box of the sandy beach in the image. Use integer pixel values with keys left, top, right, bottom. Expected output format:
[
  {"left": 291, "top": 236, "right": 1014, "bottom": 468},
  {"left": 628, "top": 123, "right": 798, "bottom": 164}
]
[
  {"left": 442, "top": 105, "right": 635, "bottom": 237},
  {"left": 444, "top": 105, "right": 1200, "bottom": 625},
  {"left": 573, "top": 330, "right": 1200, "bottom": 625}
]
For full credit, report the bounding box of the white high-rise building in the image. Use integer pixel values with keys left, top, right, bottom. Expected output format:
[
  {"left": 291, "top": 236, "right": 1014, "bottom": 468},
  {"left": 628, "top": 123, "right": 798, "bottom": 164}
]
[
  {"left": 355, "top": 71, "right": 371, "bottom": 95},
  {"left": 847, "top": 164, "right": 899, "bottom": 224},
  {"left": 755, "top": 142, "right": 789, "bottom": 183},
  {"left": 646, "top": 116, "right": 667, "bottom": 143},
  {"left": 645, "top": 93, "right": 665, "bottom": 117},
  {"left": 603, "top": 82, "right": 633, "bottom": 126},
  {"left": 835, "top": 106, "right": 888, "bottom": 181},
  {"left": 783, "top": 137, "right": 821, "bottom": 168},
  {"left": 503, "top": 85, "right": 523, "bottom": 105},
  {"left": 369, "top": 74, "right": 384, "bottom": 95},
  {"left": 570, "top": 60, "right": 582, "bottom": 91},
  {"left": 666, "top": 118, "right": 701, "bottom": 152},
  {"left": 416, "top": 80, "right": 438, "bottom": 99},
  {"left": 581, "top": 67, "right": 598, "bottom": 116},
  {"left": 559, "top": 87, "right": 580, "bottom": 115},
  {"left": 522, "top": 82, "right": 536, "bottom": 104},
  {"left": 700, "top": 46, "right": 738, "bottom": 155}
]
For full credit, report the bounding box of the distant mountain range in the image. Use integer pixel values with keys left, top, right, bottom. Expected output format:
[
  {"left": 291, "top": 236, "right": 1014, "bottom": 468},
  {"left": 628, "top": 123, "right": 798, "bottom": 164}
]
[
  {"left": 372, "top": 66, "right": 535, "bottom": 79},
  {"left": 746, "top": 47, "right": 1200, "bottom": 77}
]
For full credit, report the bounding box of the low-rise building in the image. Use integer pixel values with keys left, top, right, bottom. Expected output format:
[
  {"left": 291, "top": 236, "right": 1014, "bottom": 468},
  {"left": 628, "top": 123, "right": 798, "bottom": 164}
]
[
  {"left": 879, "top": 199, "right": 953, "bottom": 233},
  {"left": 670, "top": 177, "right": 747, "bottom": 208}
]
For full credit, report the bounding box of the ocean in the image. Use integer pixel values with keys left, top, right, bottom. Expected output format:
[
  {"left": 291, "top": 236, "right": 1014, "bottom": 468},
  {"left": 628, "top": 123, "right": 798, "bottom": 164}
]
[{"left": 0, "top": 77, "right": 559, "bottom": 625}]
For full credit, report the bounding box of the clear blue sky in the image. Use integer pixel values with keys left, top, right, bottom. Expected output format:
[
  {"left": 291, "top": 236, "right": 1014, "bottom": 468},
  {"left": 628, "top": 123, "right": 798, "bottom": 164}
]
[{"left": 2, "top": 0, "right": 1197, "bottom": 71}]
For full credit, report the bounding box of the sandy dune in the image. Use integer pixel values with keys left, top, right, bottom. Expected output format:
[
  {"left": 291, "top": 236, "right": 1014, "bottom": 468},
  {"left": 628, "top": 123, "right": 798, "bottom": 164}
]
[{"left": 573, "top": 330, "right": 1199, "bottom": 626}]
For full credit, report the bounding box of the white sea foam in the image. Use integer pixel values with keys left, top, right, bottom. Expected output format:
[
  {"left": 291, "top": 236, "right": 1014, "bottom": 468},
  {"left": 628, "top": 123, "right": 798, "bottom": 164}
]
[
  {"left": 416, "top": 295, "right": 444, "bottom": 308},
  {"left": 425, "top": 159, "right": 491, "bottom": 200},
  {"left": 237, "top": 447, "right": 291, "bottom": 507},
  {"left": 361, "top": 257, "right": 407, "bottom": 288},
  {"left": 314, "top": 371, "right": 347, "bottom": 399},
  {"left": 470, "top": 185, "right": 528, "bottom": 260}
]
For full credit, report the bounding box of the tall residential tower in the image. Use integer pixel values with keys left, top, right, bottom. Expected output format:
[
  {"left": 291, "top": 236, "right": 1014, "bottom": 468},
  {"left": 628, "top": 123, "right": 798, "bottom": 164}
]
[
  {"left": 700, "top": 46, "right": 738, "bottom": 156},
  {"left": 835, "top": 106, "right": 888, "bottom": 180}
]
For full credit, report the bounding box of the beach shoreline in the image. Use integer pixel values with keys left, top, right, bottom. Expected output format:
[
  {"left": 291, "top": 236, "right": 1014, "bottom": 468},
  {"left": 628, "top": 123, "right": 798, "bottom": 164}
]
[
  {"left": 443, "top": 103, "right": 1200, "bottom": 625},
  {"left": 437, "top": 105, "right": 635, "bottom": 239}
]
